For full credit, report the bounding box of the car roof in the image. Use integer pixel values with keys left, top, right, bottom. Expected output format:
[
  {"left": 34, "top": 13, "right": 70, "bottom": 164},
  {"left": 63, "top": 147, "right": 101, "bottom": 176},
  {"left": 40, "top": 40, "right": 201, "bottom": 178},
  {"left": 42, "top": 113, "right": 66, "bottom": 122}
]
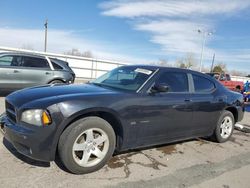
[
  {"left": 121, "top": 65, "right": 215, "bottom": 81},
  {"left": 0, "top": 52, "right": 46, "bottom": 59},
  {"left": 122, "top": 64, "right": 206, "bottom": 74}
]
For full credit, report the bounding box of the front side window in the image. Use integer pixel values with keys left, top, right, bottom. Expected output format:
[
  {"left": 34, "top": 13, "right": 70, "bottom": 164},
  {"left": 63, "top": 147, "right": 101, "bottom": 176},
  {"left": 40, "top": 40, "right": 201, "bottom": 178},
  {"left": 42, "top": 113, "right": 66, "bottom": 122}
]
[
  {"left": 91, "top": 67, "right": 155, "bottom": 91},
  {"left": 0, "top": 56, "right": 13, "bottom": 66},
  {"left": 22, "top": 57, "right": 49, "bottom": 69},
  {"left": 155, "top": 72, "right": 189, "bottom": 92},
  {"left": 193, "top": 74, "right": 215, "bottom": 92},
  {"left": 0, "top": 55, "right": 22, "bottom": 67}
]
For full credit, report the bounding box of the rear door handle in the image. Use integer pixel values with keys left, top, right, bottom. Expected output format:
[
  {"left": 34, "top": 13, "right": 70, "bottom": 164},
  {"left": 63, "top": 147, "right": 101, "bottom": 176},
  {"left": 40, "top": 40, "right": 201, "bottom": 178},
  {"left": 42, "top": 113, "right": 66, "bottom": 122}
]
[
  {"left": 184, "top": 99, "right": 192, "bottom": 102},
  {"left": 13, "top": 70, "right": 19, "bottom": 73},
  {"left": 45, "top": 72, "right": 51, "bottom": 75}
]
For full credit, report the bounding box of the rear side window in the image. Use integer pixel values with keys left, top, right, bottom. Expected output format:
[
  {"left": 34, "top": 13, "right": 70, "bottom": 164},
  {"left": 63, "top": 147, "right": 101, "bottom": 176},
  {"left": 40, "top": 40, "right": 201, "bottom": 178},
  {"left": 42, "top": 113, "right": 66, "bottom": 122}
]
[
  {"left": 226, "top": 74, "right": 231, "bottom": 81},
  {"left": 22, "top": 57, "right": 50, "bottom": 69},
  {"left": 193, "top": 74, "right": 215, "bottom": 92},
  {"left": 51, "top": 61, "right": 63, "bottom": 70},
  {"left": 155, "top": 72, "right": 189, "bottom": 92}
]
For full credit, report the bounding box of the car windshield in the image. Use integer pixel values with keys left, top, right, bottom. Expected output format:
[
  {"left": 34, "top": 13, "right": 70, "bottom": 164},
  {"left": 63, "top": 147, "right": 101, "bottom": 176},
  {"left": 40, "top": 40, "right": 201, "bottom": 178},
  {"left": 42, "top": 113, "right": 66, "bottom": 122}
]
[{"left": 90, "top": 66, "right": 155, "bottom": 91}]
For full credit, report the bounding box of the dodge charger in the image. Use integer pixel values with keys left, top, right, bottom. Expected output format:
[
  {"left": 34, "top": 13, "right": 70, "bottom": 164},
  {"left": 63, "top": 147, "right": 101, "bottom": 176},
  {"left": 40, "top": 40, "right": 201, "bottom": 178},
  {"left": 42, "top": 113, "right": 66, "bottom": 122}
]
[{"left": 0, "top": 65, "right": 244, "bottom": 174}]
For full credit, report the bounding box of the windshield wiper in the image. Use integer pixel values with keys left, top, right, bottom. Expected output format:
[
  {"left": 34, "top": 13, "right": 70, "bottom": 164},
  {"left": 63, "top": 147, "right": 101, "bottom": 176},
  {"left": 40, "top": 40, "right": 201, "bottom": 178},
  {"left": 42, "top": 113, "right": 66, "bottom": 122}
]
[
  {"left": 91, "top": 82, "right": 108, "bottom": 88},
  {"left": 91, "top": 82, "right": 118, "bottom": 90}
]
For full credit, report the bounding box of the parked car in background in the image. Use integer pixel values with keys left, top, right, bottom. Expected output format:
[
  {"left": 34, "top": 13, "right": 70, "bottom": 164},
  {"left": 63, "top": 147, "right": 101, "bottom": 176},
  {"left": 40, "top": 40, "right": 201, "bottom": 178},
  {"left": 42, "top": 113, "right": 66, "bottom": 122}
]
[
  {"left": 206, "top": 72, "right": 244, "bottom": 92},
  {"left": 0, "top": 65, "right": 244, "bottom": 174},
  {"left": 0, "top": 52, "right": 75, "bottom": 94}
]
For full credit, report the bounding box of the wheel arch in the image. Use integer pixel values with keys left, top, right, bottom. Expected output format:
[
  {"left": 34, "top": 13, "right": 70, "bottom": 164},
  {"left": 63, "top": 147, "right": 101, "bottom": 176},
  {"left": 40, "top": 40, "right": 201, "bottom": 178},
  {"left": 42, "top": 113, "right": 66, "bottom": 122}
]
[
  {"left": 235, "top": 85, "right": 241, "bottom": 89},
  {"left": 224, "top": 106, "right": 238, "bottom": 122},
  {"left": 48, "top": 78, "right": 66, "bottom": 84},
  {"left": 51, "top": 108, "right": 125, "bottom": 160}
]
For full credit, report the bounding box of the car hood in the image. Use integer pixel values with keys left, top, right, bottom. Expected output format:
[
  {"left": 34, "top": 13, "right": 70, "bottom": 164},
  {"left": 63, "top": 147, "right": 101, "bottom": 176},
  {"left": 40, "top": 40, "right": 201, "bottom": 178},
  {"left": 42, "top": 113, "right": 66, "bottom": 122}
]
[{"left": 6, "top": 83, "right": 117, "bottom": 108}]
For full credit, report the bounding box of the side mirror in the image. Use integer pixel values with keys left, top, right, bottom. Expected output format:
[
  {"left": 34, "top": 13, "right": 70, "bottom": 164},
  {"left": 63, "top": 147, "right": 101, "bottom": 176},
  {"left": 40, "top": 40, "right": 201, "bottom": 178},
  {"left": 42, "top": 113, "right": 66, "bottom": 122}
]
[{"left": 151, "top": 83, "right": 169, "bottom": 93}]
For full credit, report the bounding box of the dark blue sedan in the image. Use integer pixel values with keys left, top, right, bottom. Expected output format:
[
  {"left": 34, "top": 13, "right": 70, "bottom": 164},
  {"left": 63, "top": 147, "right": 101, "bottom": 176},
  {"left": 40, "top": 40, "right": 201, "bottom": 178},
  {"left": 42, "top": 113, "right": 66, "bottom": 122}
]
[{"left": 0, "top": 65, "right": 244, "bottom": 174}]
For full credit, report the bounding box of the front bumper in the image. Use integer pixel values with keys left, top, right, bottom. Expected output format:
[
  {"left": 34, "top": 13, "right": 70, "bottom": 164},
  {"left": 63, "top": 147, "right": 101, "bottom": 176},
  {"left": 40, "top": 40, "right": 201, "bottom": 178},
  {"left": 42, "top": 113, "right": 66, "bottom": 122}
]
[{"left": 0, "top": 113, "right": 55, "bottom": 162}]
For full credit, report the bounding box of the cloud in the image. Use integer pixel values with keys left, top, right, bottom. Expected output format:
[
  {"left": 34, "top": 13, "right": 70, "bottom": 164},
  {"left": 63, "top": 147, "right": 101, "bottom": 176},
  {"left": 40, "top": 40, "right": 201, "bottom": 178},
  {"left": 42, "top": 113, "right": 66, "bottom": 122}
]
[
  {"left": 0, "top": 28, "right": 151, "bottom": 64},
  {"left": 100, "top": 0, "right": 250, "bottom": 71},
  {"left": 135, "top": 19, "right": 213, "bottom": 54},
  {"left": 100, "top": 0, "right": 250, "bottom": 18}
]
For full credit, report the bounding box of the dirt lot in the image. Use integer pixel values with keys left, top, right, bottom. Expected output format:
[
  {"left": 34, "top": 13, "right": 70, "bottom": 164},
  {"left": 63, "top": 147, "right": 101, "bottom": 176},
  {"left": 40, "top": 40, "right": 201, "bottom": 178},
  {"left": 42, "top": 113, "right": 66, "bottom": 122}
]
[{"left": 0, "top": 97, "right": 250, "bottom": 188}]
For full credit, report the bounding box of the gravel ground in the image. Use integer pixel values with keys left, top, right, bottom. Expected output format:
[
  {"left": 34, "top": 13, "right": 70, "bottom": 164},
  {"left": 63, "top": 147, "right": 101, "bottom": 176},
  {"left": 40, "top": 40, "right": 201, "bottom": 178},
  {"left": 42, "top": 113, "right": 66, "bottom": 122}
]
[{"left": 0, "top": 97, "right": 250, "bottom": 188}]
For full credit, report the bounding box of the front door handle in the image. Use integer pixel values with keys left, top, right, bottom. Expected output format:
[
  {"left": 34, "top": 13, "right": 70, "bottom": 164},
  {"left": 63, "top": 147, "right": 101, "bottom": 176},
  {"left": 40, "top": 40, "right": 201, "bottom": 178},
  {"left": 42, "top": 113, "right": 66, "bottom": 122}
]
[
  {"left": 13, "top": 70, "right": 19, "bottom": 73},
  {"left": 184, "top": 99, "right": 192, "bottom": 102},
  {"left": 217, "top": 97, "right": 224, "bottom": 102}
]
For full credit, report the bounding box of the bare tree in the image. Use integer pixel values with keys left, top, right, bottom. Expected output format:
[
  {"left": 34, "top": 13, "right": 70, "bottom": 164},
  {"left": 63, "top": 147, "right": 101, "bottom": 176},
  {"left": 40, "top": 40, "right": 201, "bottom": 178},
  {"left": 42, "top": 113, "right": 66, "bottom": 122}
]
[
  {"left": 175, "top": 58, "right": 184, "bottom": 68},
  {"left": 184, "top": 53, "right": 197, "bottom": 69},
  {"left": 64, "top": 48, "right": 94, "bottom": 58},
  {"left": 175, "top": 53, "right": 197, "bottom": 69},
  {"left": 21, "top": 44, "right": 34, "bottom": 50},
  {"left": 150, "top": 58, "right": 172, "bottom": 67},
  {"left": 82, "top": 51, "right": 93, "bottom": 58}
]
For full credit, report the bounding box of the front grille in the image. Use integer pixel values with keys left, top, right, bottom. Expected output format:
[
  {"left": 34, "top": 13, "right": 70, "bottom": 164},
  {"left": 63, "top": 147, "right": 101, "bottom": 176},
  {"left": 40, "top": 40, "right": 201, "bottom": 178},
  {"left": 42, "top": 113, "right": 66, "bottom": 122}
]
[{"left": 5, "top": 100, "right": 17, "bottom": 123}]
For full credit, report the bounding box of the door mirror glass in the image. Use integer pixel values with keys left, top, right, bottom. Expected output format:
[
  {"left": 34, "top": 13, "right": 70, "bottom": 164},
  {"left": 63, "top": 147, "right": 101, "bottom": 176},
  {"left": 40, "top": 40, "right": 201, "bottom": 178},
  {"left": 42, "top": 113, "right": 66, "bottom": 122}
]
[{"left": 151, "top": 83, "right": 169, "bottom": 93}]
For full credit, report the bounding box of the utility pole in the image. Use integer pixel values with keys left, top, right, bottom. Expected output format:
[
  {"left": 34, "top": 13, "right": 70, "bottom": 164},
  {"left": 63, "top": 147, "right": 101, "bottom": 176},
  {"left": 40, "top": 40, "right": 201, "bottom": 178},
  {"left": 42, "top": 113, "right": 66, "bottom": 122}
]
[
  {"left": 197, "top": 29, "right": 213, "bottom": 72},
  {"left": 44, "top": 19, "right": 48, "bottom": 52},
  {"left": 210, "top": 53, "right": 215, "bottom": 73}
]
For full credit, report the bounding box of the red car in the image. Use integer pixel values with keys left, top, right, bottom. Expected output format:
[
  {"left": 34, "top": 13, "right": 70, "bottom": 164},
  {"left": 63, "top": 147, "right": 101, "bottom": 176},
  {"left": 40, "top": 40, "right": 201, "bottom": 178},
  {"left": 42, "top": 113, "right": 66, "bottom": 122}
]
[{"left": 206, "top": 72, "right": 244, "bottom": 92}]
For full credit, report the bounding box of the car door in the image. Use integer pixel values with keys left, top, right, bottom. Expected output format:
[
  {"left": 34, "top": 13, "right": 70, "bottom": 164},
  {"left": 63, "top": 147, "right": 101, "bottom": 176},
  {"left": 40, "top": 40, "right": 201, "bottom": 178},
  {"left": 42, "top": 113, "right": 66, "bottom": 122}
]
[
  {"left": 20, "top": 56, "right": 53, "bottom": 88},
  {"left": 190, "top": 73, "right": 223, "bottom": 135},
  {"left": 135, "top": 70, "right": 194, "bottom": 146},
  {"left": 0, "top": 55, "right": 23, "bottom": 93}
]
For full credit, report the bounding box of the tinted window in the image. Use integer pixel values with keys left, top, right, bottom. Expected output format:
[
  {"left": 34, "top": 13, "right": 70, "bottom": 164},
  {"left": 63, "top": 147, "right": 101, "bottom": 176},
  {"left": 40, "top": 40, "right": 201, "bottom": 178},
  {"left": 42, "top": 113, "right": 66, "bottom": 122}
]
[
  {"left": 51, "top": 61, "right": 63, "bottom": 70},
  {"left": 155, "top": 72, "right": 189, "bottom": 92},
  {"left": 22, "top": 57, "right": 49, "bottom": 69},
  {"left": 226, "top": 74, "right": 231, "bottom": 81},
  {"left": 220, "top": 73, "right": 226, "bottom": 81},
  {"left": 0, "top": 56, "right": 13, "bottom": 66},
  {"left": 0, "top": 55, "right": 22, "bottom": 67},
  {"left": 193, "top": 74, "right": 215, "bottom": 92}
]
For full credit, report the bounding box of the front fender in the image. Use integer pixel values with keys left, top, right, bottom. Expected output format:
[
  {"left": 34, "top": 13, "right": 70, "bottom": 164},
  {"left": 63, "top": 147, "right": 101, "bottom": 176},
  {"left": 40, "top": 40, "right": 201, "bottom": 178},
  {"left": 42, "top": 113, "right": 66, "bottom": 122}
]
[{"left": 49, "top": 105, "right": 124, "bottom": 161}]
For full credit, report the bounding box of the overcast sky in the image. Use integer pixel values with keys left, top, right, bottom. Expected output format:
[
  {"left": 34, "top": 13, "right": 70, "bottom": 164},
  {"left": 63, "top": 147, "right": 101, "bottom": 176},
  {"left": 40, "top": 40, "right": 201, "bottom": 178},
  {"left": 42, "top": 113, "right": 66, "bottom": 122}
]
[{"left": 1, "top": 0, "right": 250, "bottom": 72}]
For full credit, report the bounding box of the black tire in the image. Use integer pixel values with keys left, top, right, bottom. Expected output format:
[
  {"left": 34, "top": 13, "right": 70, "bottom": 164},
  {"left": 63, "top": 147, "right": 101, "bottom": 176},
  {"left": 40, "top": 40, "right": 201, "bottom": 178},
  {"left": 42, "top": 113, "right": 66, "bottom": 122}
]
[
  {"left": 212, "top": 110, "right": 235, "bottom": 143},
  {"left": 235, "top": 85, "right": 241, "bottom": 90},
  {"left": 58, "top": 116, "right": 116, "bottom": 174},
  {"left": 49, "top": 80, "right": 64, "bottom": 84}
]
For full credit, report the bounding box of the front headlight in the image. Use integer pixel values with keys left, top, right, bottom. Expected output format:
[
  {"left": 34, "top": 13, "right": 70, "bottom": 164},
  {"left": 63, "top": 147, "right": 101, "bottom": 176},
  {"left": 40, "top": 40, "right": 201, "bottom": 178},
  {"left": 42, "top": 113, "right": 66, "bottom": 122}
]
[{"left": 21, "top": 109, "right": 51, "bottom": 126}]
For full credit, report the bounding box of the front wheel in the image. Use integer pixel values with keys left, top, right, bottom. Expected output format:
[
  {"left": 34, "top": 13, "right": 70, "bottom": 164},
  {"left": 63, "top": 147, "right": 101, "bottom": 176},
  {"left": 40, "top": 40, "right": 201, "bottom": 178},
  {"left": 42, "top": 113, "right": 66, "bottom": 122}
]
[
  {"left": 212, "top": 110, "right": 235, "bottom": 143},
  {"left": 58, "top": 116, "right": 116, "bottom": 174}
]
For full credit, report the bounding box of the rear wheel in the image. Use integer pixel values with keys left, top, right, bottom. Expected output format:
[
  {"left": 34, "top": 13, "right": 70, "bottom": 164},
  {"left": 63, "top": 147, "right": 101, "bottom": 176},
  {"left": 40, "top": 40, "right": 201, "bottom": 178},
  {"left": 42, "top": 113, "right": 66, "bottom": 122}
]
[
  {"left": 58, "top": 116, "right": 116, "bottom": 174},
  {"left": 212, "top": 110, "right": 234, "bottom": 143},
  {"left": 49, "top": 80, "right": 64, "bottom": 84}
]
